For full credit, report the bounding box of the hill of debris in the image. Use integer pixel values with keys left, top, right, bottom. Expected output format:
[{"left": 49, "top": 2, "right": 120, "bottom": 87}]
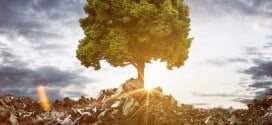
[{"left": 0, "top": 78, "right": 272, "bottom": 124}]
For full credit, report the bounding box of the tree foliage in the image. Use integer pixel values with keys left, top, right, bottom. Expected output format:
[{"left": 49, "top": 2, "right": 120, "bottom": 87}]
[{"left": 76, "top": 0, "right": 192, "bottom": 81}]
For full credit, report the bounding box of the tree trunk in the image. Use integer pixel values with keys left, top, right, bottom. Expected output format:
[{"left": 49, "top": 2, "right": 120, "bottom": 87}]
[{"left": 136, "top": 62, "right": 145, "bottom": 84}]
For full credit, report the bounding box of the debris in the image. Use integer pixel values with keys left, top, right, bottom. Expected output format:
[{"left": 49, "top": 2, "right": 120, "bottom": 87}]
[
  {"left": 228, "top": 115, "right": 236, "bottom": 125},
  {"left": 0, "top": 78, "right": 271, "bottom": 124},
  {"left": 122, "top": 98, "right": 135, "bottom": 116},
  {"left": 61, "top": 115, "right": 73, "bottom": 125},
  {"left": 111, "top": 101, "right": 121, "bottom": 108},
  {"left": 9, "top": 113, "right": 18, "bottom": 125}
]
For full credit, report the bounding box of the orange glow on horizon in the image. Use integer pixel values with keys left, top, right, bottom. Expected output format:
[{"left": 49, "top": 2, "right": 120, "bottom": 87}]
[{"left": 37, "top": 85, "right": 51, "bottom": 111}]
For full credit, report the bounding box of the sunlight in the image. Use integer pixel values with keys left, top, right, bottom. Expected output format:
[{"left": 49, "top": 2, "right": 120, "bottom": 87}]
[
  {"left": 144, "top": 62, "right": 166, "bottom": 91},
  {"left": 144, "top": 82, "right": 157, "bottom": 91}
]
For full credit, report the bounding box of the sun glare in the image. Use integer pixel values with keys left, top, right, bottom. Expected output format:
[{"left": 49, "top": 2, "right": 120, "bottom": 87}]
[
  {"left": 144, "top": 78, "right": 160, "bottom": 91},
  {"left": 37, "top": 85, "right": 51, "bottom": 111},
  {"left": 144, "top": 62, "right": 167, "bottom": 91}
]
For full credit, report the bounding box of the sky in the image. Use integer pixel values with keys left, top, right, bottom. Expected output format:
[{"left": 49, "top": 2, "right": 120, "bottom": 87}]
[{"left": 0, "top": 0, "right": 272, "bottom": 109}]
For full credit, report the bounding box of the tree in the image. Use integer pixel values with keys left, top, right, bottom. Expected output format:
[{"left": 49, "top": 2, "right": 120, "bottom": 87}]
[{"left": 76, "top": 0, "right": 192, "bottom": 84}]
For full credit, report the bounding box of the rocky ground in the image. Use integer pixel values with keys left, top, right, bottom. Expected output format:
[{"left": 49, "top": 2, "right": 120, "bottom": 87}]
[{"left": 0, "top": 78, "right": 272, "bottom": 125}]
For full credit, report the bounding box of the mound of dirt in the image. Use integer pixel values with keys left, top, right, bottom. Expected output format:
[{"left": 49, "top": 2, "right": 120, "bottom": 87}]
[{"left": 0, "top": 78, "right": 271, "bottom": 124}]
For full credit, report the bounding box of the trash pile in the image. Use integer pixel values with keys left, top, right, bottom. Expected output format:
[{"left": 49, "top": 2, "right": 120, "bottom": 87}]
[
  {"left": 231, "top": 93, "right": 272, "bottom": 124},
  {"left": 0, "top": 78, "right": 271, "bottom": 124}
]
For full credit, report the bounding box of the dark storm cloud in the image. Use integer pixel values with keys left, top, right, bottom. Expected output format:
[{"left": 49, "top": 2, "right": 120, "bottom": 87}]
[
  {"left": 185, "top": 0, "right": 272, "bottom": 18},
  {"left": 0, "top": 42, "right": 28, "bottom": 67},
  {"left": 249, "top": 81, "right": 272, "bottom": 89},
  {"left": 0, "top": 65, "right": 91, "bottom": 100},
  {"left": 243, "top": 61, "right": 272, "bottom": 80},
  {"left": 0, "top": 0, "right": 85, "bottom": 49},
  {"left": 0, "top": 42, "right": 91, "bottom": 100},
  {"left": 236, "top": 43, "right": 272, "bottom": 102},
  {"left": 31, "top": 0, "right": 85, "bottom": 21},
  {"left": 0, "top": 0, "right": 94, "bottom": 100},
  {"left": 244, "top": 47, "right": 260, "bottom": 55},
  {"left": 231, "top": 98, "right": 252, "bottom": 104},
  {"left": 254, "top": 88, "right": 272, "bottom": 99},
  {"left": 241, "top": 60, "right": 272, "bottom": 99}
]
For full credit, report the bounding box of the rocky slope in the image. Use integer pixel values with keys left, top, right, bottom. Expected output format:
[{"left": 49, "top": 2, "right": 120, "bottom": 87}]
[{"left": 0, "top": 78, "right": 271, "bottom": 125}]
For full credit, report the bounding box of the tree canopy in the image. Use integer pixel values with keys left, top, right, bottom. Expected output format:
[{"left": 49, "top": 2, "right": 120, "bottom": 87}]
[{"left": 76, "top": 0, "right": 192, "bottom": 82}]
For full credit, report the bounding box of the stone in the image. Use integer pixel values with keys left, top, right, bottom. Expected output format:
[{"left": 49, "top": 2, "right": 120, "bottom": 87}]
[
  {"left": 111, "top": 101, "right": 121, "bottom": 108},
  {"left": 9, "top": 113, "right": 18, "bottom": 125},
  {"left": 122, "top": 98, "right": 135, "bottom": 116}
]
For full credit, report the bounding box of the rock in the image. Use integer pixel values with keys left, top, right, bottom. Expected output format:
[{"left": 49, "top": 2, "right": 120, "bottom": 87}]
[
  {"left": 204, "top": 116, "right": 211, "bottom": 124},
  {"left": 98, "top": 110, "right": 107, "bottom": 119},
  {"left": 122, "top": 98, "right": 136, "bottom": 116},
  {"left": 61, "top": 115, "right": 73, "bottom": 125},
  {"left": 122, "top": 78, "right": 144, "bottom": 91},
  {"left": 78, "top": 96, "right": 90, "bottom": 105},
  {"left": 228, "top": 115, "right": 236, "bottom": 125},
  {"left": 63, "top": 97, "right": 75, "bottom": 107},
  {"left": 9, "top": 113, "right": 18, "bottom": 125},
  {"left": 92, "top": 107, "right": 97, "bottom": 113},
  {"left": 111, "top": 101, "right": 121, "bottom": 108},
  {"left": 77, "top": 109, "right": 91, "bottom": 116}
]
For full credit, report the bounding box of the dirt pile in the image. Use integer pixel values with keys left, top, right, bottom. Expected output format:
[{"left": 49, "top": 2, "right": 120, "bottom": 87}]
[{"left": 0, "top": 78, "right": 271, "bottom": 124}]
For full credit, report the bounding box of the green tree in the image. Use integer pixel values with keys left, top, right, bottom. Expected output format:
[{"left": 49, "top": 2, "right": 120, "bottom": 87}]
[{"left": 76, "top": 0, "right": 192, "bottom": 84}]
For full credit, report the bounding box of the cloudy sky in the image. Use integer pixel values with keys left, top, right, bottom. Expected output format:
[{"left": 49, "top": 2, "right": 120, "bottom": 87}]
[{"left": 0, "top": 0, "right": 272, "bottom": 108}]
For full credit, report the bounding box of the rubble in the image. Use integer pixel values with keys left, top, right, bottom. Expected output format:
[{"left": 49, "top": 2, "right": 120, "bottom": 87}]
[{"left": 0, "top": 78, "right": 271, "bottom": 124}]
